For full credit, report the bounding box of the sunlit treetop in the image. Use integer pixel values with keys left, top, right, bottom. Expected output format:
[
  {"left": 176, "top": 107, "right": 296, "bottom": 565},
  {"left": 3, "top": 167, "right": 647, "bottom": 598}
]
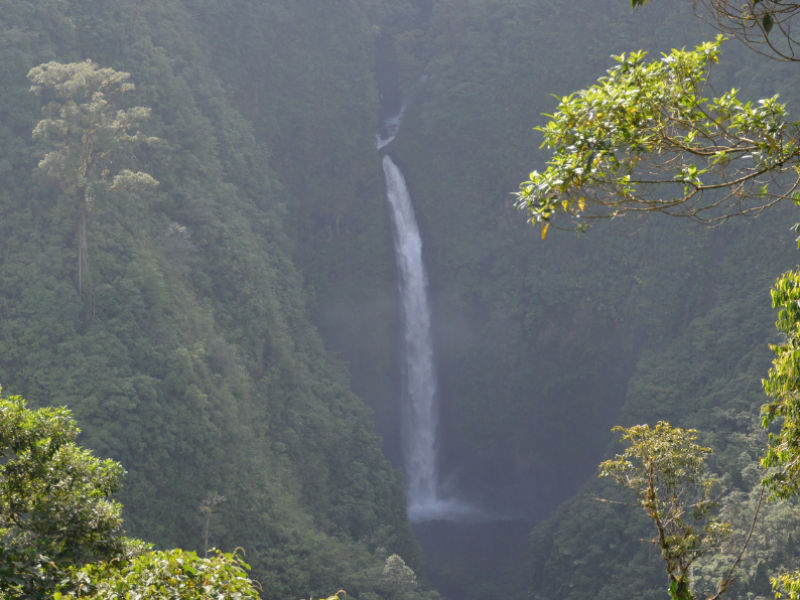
[
  {"left": 599, "top": 422, "right": 733, "bottom": 600},
  {"left": 28, "top": 60, "right": 159, "bottom": 297},
  {"left": 515, "top": 36, "right": 800, "bottom": 238},
  {"left": 761, "top": 270, "right": 800, "bottom": 499},
  {"left": 28, "top": 60, "right": 159, "bottom": 196}
]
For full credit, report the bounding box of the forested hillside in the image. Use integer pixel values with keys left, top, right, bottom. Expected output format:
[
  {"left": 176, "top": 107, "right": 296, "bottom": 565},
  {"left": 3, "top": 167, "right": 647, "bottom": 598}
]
[
  {"left": 366, "top": 1, "right": 800, "bottom": 598},
  {"left": 0, "top": 1, "right": 424, "bottom": 597}
]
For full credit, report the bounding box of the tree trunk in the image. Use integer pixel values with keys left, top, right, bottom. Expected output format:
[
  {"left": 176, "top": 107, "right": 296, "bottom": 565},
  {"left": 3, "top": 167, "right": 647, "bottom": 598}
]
[{"left": 78, "top": 202, "right": 89, "bottom": 297}]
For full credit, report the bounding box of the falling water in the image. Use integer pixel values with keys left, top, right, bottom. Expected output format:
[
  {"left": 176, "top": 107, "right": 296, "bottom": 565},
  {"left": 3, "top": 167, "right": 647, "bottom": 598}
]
[
  {"left": 382, "top": 155, "right": 440, "bottom": 521},
  {"left": 376, "top": 104, "right": 405, "bottom": 150},
  {"left": 376, "top": 99, "right": 478, "bottom": 521},
  {"left": 381, "top": 153, "right": 478, "bottom": 522}
]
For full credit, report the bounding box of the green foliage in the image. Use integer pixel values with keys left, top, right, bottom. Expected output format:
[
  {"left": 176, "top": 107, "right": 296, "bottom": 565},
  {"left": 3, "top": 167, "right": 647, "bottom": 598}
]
[
  {"left": 0, "top": 391, "right": 261, "bottom": 599},
  {"left": 600, "top": 423, "right": 730, "bottom": 600},
  {"left": 691, "top": 477, "right": 796, "bottom": 599},
  {"left": 601, "top": 272, "right": 800, "bottom": 600},
  {"left": 751, "top": 270, "right": 800, "bottom": 598},
  {"left": 0, "top": 545, "right": 85, "bottom": 600},
  {"left": 380, "top": 555, "right": 418, "bottom": 600},
  {"left": 304, "top": 591, "right": 348, "bottom": 600},
  {"left": 61, "top": 548, "right": 259, "bottom": 600},
  {"left": 692, "top": 0, "right": 799, "bottom": 61},
  {"left": 28, "top": 60, "right": 157, "bottom": 184},
  {"left": 348, "top": 1, "right": 800, "bottom": 599},
  {"left": 4, "top": 2, "right": 800, "bottom": 600},
  {"left": 0, "top": 393, "right": 124, "bottom": 579},
  {"left": 380, "top": 3, "right": 800, "bottom": 596},
  {"left": 355, "top": 554, "right": 438, "bottom": 600},
  {"left": 0, "top": 1, "right": 422, "bottom": 598},
  {"left": 525, "top": 277, "right": 798, "bottom": 600},
  {"left": 516, "top": 36, "right": 800, "bottom": 234},
  {"left": 762, "top": 270, "right": 800, "bottom": 499},
  {"left": 774, "top": 571, "right": 800, "bottom": 599},
  {"left": 28, "top": 60, "right": 158, "bottom": 296}
]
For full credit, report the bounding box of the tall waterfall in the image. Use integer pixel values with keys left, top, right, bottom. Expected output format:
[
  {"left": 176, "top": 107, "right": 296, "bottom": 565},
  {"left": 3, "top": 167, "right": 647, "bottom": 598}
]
[
  {"left": 381, "top": 154, "right": 476, "bottom": 522},
  {"left": 377, "top": 100, "right": 476, "bottom": 521},
  {"left": 382, "top": 156, "right": 440, "bottom": 520}
]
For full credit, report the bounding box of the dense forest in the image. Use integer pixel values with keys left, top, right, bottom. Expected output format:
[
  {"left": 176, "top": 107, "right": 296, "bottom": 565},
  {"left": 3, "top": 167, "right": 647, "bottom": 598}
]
[
  {"left": 3, "top": 0, "right": 800, "bottom": 598},
  {"left": 0, "top": 1, "right": 424, "bottom": 597}
]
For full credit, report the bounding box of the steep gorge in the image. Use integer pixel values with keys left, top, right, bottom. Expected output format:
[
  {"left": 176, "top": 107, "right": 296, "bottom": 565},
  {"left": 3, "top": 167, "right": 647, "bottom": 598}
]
[
  {"left": 3, "top": 1, "right": 800, "bottom": 599},
  {"left": 321, "top": 0, "right": 800, "bottom": 597}
]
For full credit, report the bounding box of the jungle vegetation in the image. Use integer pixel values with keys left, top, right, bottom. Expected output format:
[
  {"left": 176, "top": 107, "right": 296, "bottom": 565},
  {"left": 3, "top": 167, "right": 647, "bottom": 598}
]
[
  {"left": 512, "top": 1, "right": 800, "bottom": 599},
  {"left": 0, "top": 391, "right": 428, "bottom": 600},
  {"left": 376, "top": 0, "right": 800, "bottom": 598},
  {"left": 0, "top": 392, "right": 259, "bottom": 599},
  {"left": 0, "top": 1, "right": 431, "bottom": 598},
  {"left": 4, "top": 1, "right": 800, "bottom": 599}
]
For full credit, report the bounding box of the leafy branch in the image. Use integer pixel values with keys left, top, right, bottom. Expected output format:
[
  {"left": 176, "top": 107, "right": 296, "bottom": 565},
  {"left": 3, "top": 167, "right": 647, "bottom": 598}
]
[
  {"left": 761, "top": 270, "right": 800, "bottom": 499},
  {"left": 515, "top": 37, "right": 800, "bottom": 237}
]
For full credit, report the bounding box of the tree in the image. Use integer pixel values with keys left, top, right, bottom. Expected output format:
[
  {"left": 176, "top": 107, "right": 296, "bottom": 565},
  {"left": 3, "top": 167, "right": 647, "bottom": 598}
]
[
  {"left": 515, "top": 36, "right": 800, "bottom": 237},
  {"left": 199, "top": 492, "right": 227, "bottom": 558},
  {"left": 762, "top": 270, "right": 800, "bottom": 499},
  {"left": 513, "top": 0, "right": 800, "bottom": 597},
  {"left": 0, "top": 390, "right": 260, "bottom": 599},
  {"left": 380, "top": 554, "right": 418, "bottom": 600},
  {"left": 598, "top": 422, "right": 759, "bottom": 600},
  {"left": 28, "top": 60, "right": 159, "bottom": 298},
  {"left": 0, "top": 390, "right": 125, "bottom": 597},
  {"left": 687, "top": 0, "right": 800, "bottom": 63},
  {"left": 62, "top": 548, "right": 260, "bottom": 600},
  {"left": 739, "top": 268, "right": 800, "bottom": 598}
]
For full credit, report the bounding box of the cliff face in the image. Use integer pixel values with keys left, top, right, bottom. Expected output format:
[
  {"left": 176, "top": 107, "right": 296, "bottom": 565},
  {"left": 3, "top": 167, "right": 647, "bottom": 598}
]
[{"left": 360, "top": 0, "right": 797, "bottom": 515}]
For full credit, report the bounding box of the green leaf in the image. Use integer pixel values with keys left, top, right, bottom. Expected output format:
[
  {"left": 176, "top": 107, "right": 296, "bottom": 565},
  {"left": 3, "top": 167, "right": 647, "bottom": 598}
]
[{"left": 763, "top": 13, "right": 774, "bottom": 34}]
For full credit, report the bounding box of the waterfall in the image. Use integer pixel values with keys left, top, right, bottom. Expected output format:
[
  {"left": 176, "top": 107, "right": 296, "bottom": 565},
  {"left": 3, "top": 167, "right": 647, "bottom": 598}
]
[
  {"left": 382, "top": 155, "right": 440, "bottom": 520},
  {"left": 376, "top": 104, "right": 405, "bottom": 150},
  {"left": 377, "top": 101, "right": 477, "bottom": 521},
  {"left": 381, "top": 154, "right": 477, "bottom": 522}
]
